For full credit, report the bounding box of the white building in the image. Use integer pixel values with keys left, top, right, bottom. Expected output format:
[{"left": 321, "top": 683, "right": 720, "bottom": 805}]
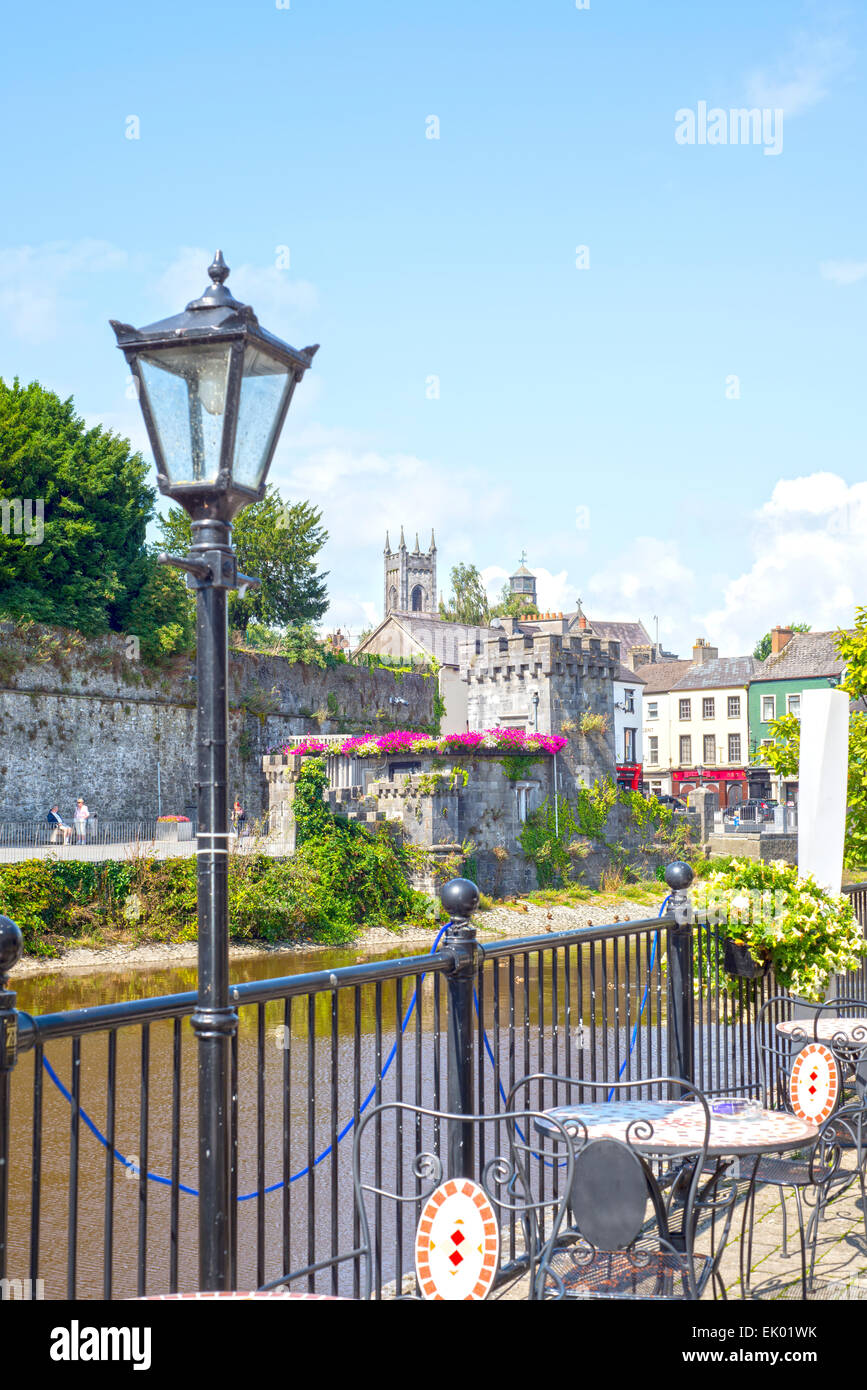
[
  {"left": 613, "top": 664, "right": 646, "bottom": 779},
  {"left": 637, "top": 641, "right": 759, "bottom": 808}
]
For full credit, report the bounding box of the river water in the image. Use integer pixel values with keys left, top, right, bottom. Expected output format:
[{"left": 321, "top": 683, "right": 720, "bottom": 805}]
[{"left": 5, "top": 936, "right": 753, "bottom": 1299}]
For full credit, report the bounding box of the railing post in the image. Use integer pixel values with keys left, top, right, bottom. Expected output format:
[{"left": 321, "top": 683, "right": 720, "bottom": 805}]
[
  {"left": 440, "top": 878, "right": 481, "bottom": 1180},
  {"left": 664, "top": 861, "right": 695, "bottom": 1088},
  {"left": 0, "top": 914, "right": 23, "bottom": 1284}
]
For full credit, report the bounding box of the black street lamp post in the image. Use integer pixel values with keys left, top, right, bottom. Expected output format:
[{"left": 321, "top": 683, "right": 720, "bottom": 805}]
[{"left": 111, "top": 253, "right": 317, "bottom": 1290}]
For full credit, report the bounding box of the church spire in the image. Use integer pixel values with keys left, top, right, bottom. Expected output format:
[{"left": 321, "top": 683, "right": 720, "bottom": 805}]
[
  {"left": 414, "top": 531, "right": 420, "bottom": 552},
  {"left": 399, "top": 525, "right": 406, "bottom": 550},
  {"left": 384, "top": 530, "right": 391, "bottom": 554},
  {"left": 429, "top": 528, "right": 436, "bottom": 552}
]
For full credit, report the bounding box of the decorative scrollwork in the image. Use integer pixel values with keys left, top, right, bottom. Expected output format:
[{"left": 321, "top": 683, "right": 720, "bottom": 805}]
[
  {"left": 412, "top": 1152, "right": 442, "bottom": 1185},
  {"left": 482, "top": 1154, "right": 517, "bottom": 1190},
  {"left": 625, "top": 1118, "right": 655, "bottom": 1145}
]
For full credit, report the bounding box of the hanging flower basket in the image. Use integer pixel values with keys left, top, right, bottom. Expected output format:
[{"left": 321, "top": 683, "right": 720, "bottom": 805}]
[{"left": 723, "top": 937, "right": 771, "bottom": 981}]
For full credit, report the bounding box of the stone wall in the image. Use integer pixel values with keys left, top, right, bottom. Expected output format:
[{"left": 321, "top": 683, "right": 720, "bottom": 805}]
[
  {"left": 462, "top": 631, "right": 619, "bottom": 798},
  {"left": 0, "top": 624, "right": 434, "bottom": 823},
  {"left": 264, "top": 748, "right": 699, "bottom": 895},
  {"left": 706, "top": 832, "right": 798, "bottom": 865}
]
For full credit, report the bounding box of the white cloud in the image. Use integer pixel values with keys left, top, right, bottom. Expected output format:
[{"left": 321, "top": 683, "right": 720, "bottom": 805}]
[
  {"left": 585, "top": 538, "right": 695, "bottom": 643},
  {"left": 701, "top": 473, "right": 867, "bottom": 653},
  {"left": 745, "top": 33, "right": 852, "bottom": 117},
  {"left": 820, "top": 259, "right": 867, "bottom": 287},
  {"left": 0, "top": 239, "right": 128, "bottom": 343},
  {"left": 576, "top": 476, "right": 865, "bottom": 657},
  {"left": 269, "top": 439, "right": 511, "bottom": 637}
]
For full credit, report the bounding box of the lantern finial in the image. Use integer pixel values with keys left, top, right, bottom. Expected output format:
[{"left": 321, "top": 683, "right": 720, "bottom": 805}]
[{"left": 208, "top": 250, "right": 230, "bottom": 286}]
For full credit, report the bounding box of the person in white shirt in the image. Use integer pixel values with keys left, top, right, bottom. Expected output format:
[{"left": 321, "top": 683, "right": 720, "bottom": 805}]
[{"left": 73, "top": 798, "right": 90, "bottom": 842}]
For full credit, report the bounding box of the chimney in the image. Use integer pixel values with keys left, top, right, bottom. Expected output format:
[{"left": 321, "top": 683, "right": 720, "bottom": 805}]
[
  {"left": 692, "top": 637, "right": 719, "bottom": 665},
  {"left": 578, "top": 614, "right": 587, "bottom": 630},
  {"left": 771, "top": 626, "right": 794, "bottom": 655}
]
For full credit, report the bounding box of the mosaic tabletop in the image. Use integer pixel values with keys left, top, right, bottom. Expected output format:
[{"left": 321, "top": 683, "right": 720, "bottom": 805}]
[
  {"left": 777, "top": 1017, "right": 867, "bottom": 1045},
  {"left": 539, "top": 1100, "right": 818, "bottom": 1157}
]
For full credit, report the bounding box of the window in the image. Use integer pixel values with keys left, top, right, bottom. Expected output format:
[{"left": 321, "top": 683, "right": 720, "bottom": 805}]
[
  {"left": 648, "top": 736, "right": 659, "bottom": 764},
  {"left": 787, "top": 694, "right": 801, "bottom": 717},
  {"left": 702, "top": 698, "right": 715, "bottom": 719},
  {"left": 650, "top": 780, "right": 662, "bottom": 794},
  {"left": 728, "top": 733, "right": 741, "bottom": 763},
  {"left": 647, "top": 701, "right": 658, "bottom": 719},
  {"left": 516, "top": 784, "right": 533, "bottom": 823},
  {"left": 679, "top": 699, "right": 691, "bottom": 720},
  {"left": 624, "top": 689, "right": 635, "bottom": 713},
  {"left": 679, "top": 735, "right": 692, "bottom": 764},
  {"left": 727, "top": 695, "right": 740, "bottom": 718},
  {"left": 761, "top": 695, "right": 776, "bottom": 722},
  {"left": 623, "top": 728, "right": 636, "bottom": 762},
  {"left": 703, "top": 735, "right": 716, "bottom": 763}
]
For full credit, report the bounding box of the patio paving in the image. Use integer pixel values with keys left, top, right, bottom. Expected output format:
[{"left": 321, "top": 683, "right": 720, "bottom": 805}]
[{"left": 713, "top": 1175, "right": 867, "bottom": 1300}]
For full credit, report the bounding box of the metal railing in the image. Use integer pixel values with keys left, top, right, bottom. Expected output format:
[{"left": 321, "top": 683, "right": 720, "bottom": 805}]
[
  {"left": 0, "top": 820, "right": 299, "bottom": 863},
  {"left": 0, "top": 878, "right": 865, "bottom": 1299}
]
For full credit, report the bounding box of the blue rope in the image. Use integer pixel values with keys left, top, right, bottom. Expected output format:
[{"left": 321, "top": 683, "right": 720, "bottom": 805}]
[
  {"left": 41, "top": 893, "right": 674, "bottom": 1194},
  {"left": 473, "top": 892, "right": 672, "bottom": 1159},
  {"left": 606, "top": 893, "right": 670, "bottom": 1100},
  {"left": 40, "top": 923, "right": 451, "bottom": 1200}
]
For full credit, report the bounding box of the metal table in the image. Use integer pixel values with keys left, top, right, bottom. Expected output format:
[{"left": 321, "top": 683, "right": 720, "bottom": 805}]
[
  {"left": 539, "top": 1100, "right": 817, "bottom": 1158},
  {"left": 538, "top": 1099, "right": 819, "bottom": 1297}
]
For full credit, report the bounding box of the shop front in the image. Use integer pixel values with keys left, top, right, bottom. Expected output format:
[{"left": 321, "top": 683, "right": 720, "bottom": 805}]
[
  {"left": 672, "top": 767, "right": 747, "bottom": 809},
  {"left": 616, "top": 762, "right": 642, "bottom": 791}
]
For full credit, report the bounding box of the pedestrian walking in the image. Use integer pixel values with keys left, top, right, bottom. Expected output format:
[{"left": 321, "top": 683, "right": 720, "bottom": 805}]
[{"left": 231, "top": 798, "right": 247, "bottom": 837}]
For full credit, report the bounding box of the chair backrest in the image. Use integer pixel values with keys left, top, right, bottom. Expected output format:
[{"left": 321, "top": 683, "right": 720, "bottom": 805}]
[
  {"left": 756, "top": 994, "right": 867, "bottom": 1111},
  {"left": 506, "top": 1072, "right": 716, "bottom": 1291},
  {"left": 257, "top": 1100, "right": 576, "bottom": 1301},
  {"left": 788, "top": 1041, "right": 841, "bottom": 1124},
  {"left": 352, "top": 1101, "right": 577, "bottom": 1301}
]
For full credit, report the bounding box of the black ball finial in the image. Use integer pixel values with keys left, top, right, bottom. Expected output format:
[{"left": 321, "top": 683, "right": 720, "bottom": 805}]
[
  {"left": 440, "top": 877, "right": 480, "bottom": 922},
  {"left": 664, "top": 861, "right": 694, "bottom": 891},
  {"left": 0, "top": 914, "right": 23, "bottom": 977}
]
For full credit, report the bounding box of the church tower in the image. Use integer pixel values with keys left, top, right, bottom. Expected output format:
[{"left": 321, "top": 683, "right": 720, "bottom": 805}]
[{"left": 384, "top": 528, "right": 437, "bottom": 616}]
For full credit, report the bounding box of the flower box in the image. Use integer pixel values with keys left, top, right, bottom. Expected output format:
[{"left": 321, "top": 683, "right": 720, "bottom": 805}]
[
  {"left": 723, "top": 938, "right": 770, "bottom": 981},
  {"left": 156, "top": 820, "right": 194, "bottom": 842}
]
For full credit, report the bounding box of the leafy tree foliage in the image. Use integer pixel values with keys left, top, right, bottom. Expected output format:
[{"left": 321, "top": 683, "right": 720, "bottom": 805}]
[
  {"left": 439, "top": 562, "right": 491, "bottom": 625},
  {"left": 0, "top": 378, "right": 153, "bottom": 635},
  {"left": 490, "top": 581, "right": 539, "bottom": 619},
  {"left": 0, "top": 378, "right": 195, "bottom": 660},
  {"left": 159, "top": 485, "right": 328, "bottom": 633},
  {"left": 753, "top": 622, "right": 811, "bottom": 661}
]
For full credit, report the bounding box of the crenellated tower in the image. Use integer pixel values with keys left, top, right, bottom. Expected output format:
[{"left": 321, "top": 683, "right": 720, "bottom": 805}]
[{"left": 384, "top": 527, "right": 437, "bottom": 616}]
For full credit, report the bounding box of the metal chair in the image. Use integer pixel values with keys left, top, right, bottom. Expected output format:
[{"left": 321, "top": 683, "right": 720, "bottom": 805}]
[
  {"left": 506, "top": 1074, "right": 737, "bottom": 1301},
  {"left": 258, "top": 1101, "right": 578, "bottom": 1300},
  {"left": 747, "top": 994, "right": 867, "bottom": 1295}
]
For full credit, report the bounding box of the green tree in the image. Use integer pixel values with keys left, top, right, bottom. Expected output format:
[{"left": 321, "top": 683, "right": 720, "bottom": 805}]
[
  {"left": 490, "top": 581, "right": 539, "bottom": 619},
  {"left": 753, "top": 622, "right": 811, "bottom": 661},
  {"left": 760, "top": 607, "right": 867, "bottom": 868},
  {"left": 439, "top": 563, "right": 491, "bottom": 625},
  {"left": 159, "top": 486, "right": 328, "bottom": 634},
  {"left": 120, "top": 546, "right": 196, "bottom": 662},
  {"left": 0, "top": 378, "right": 156, "bottom": 634}
]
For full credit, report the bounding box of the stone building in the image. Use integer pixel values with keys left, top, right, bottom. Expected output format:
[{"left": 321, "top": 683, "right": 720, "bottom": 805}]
[
  {"left": 383, "top": 528, "right": 437, "bottom": 616},
  {"left": 462, "top": 628, "right": 620, "bottom": 799}
]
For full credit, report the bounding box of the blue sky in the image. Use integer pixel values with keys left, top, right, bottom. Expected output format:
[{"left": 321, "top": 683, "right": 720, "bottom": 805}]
[{"left": 2, "top": 0, "right": 865, "bottom": 655}]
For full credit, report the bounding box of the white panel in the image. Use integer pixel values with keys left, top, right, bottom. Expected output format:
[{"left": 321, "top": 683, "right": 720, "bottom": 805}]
[{"left": 797, "top": 688, "right": 849, "bottom": 895}]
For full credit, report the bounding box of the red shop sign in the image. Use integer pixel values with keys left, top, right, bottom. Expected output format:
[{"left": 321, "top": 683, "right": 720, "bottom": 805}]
[{"left": 673, "top": 768, "right": 745, "bottom": 782}]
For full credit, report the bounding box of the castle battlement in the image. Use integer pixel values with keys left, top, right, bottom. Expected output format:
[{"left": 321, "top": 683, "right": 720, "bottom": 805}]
[{"left": 463, "top": 631, "right": 620, "bottom": 682}]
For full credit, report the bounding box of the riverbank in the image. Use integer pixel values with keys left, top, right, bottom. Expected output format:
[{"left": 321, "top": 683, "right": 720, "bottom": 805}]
[{"left": 11, "top": 893, "right": 667, "bottom": 978}]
